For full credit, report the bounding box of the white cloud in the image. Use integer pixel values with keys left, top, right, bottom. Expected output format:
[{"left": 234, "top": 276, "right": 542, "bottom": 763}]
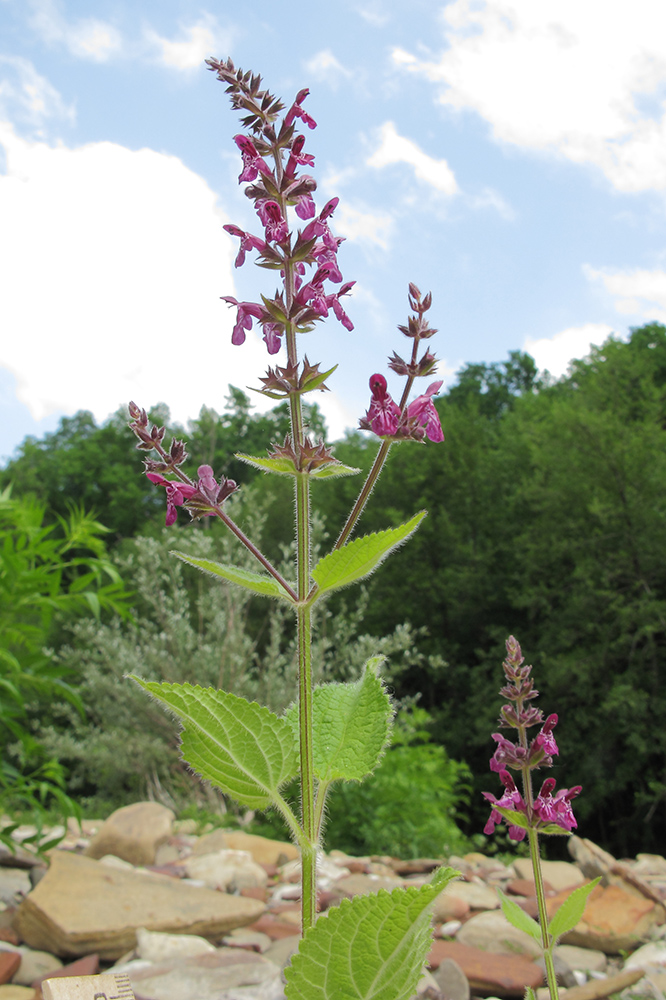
[
  {"left": 367, "top": 121, "right": 458, "bottom": 195},
  {"left": 393, "top": 0, "right": 666, "bottom": 192},
  {"left": 304, "top": 50, "right": 352, "bottom": 87},
  {"left": 585, "top": 264, "right": 666, "bottom": 322},
  {"left": 0, "top": 55, "right": 74, "bottom": 127},
  {"left": 524, "top": 323, "right": 614, "bottom": 377},
  {"left": 29, "top": 0, "right": 121, "bottom": 61},
  {"left": 0, "top": 126, "right": 277, "bottom": 428},
  {"left": 333, "top": 201, "right": 394, "bottom": 249},
  {"left": 468, "top": 186, "right": 515, "bottom": 220},
  {"left": 146, "top": 16, "right": 230, "bottom": 71},
  {"left": 356, "top": 4, "right": 390, "bottom": 27}
]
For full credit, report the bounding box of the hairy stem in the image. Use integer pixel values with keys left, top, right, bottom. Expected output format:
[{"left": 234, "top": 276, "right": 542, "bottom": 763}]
[
  {"left": 528, "top": 827, "right": 558, "bottom": 1000},
  {"left": 334, "top": 440, "right": 391, "bottom": 551}
]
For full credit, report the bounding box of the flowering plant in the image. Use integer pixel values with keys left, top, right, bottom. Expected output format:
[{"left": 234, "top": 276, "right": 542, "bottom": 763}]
[
  {"left": 483, "top": 638, "right": 598, "bottom": 1000},
  {"left": 128, "top": 59, "right": 456, "bottom": 1000}
]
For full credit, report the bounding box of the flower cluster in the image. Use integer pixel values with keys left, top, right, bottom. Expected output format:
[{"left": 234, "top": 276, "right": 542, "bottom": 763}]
[
  {"left": 207, "top": 58, "right": 354, "bottom": 358},
  {"left": 128, "top": 402, "right": 237, "bottom": 525},
  {"left": 359, "top": 285, "right": 444, "bottom": 443},
  {"left": 482, "top": 636, "right": 581, "bottom": 841}
]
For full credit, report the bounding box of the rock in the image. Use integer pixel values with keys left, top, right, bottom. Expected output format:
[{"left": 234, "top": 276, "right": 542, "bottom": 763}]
[
  {"left": 513, "top": 859, "right": 585, "bottom": 892},
  {"left": 555, "top": 945, "right": 607, "bottom": 973},
  {"left": 546, "top": 882, "right": 665, "bottom": 953},
  {"left": 222, "top": 928, "right": 272, "bottom": 953},
  {"left": 433, "top": 957, "right": 470, "bottom": 1000},
  {"left": 568, "top": 837, "right": 616, "bottom": 880},
  {"left": 84, "top": 802, "right": 174, "bottom": 867},
  {"left": 432, "top": 891, "right": 470, "bottom": 923},
  {"left": 263, "top": 936, "right": 300, "bottom": 968},
  {"left": 456, "top": 910, "right": 543, "bottom": 959},
  {"left": 534, "top": 953, "right": 577, "bottom": 988},
  {"left": 428, "top": 940, "right": 543, "bottom": 996},
  {"left": 624, "top": 940, "right": 666, "bottom": 970},
  {"left": 506, "top": 878, "right": 554, "bottom": 897},
  {"left": 0, "top": 874, "right": 30, "bottom": 908},
  {"left": 126, "top": 947, "right": 281, "bottom": 1000},
  {"left": 154, "top": 844, "right": 181, "bottom": 866},
  {"left": 192, "top": 830, "right": 298, "bottom": 867},
  {"left": 13, "top": 851, "right": 264, "bottom": 959},
  {"left": 185, "top": 850, "right": 268, "bottom": 892},
  {"left": 331, "top": 873, "right": 404, "bottom": 898},
  {"left": 443, "top": 880, "right": 500, "bottom": 911},
  {"left": 0, "top": 987, "right": 36, "bottom": 1000},
  {"left": 135, "top": 928, "right": 216, "bottom": 962},
  {"left": 437, "top": 920, "right": 463, "bottom": 937},
  {"left": 32, "top": 954, "right": 100, "bottom": 987},
  {"left": 539, "top": 966, "right": 646, "bottom": 1000},
  {"left": 11, "top": 949, "right": 62, "bottom": 986},
  {"left": 247, "top": 914, "right": 300, "bottom": 941},
  {"left": 0, "top": 955, "right": 19, "bottom": 987}
]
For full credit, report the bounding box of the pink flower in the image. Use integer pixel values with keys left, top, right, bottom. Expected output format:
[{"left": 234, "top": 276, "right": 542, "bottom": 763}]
[
  {"left": 234, "top": 135, "right": 271, "bottom": 183},
  {"left": 285, "top": 88, "right": 317, "bottom": 130},
  {"left": 533, "top": 778, "right": 580, "bottom": 832},
  {"left": 256, "top": 200, "right": 289, "bottom": 243},
  {"left": 302, "top": 198, "right": 339, "bottom": 249},
  {"left": 482, "top": 771, "right": 527, "bottom": 842},
  {"left": 145, "top": 473, "right": 198, "bottom": 526},
  {"left": 262, "top": 323, "right": 283, "bottom": 355},
  {"left": 531, "top": 714, "right": 559, "bottom": 764},
  {"left": 285, "top": 134, "right": 315, "bottom": 177},
  {"left": 220, "top": 296, "right": 265, "bottom": 346},
  {"left": 489, "top": 732, "right": 526, "bottom": 773},
  {"left": 361, "top": 374, "right": 401, "bottom": 436},
  {"left": 223, "top": 224, "right": 268, "bottom": 267},
  {"left": 294, "top": 192, "right": 316, "bottom": 220},
  {"left": 406, "top": 381, "right": 444, "bottom": 442}
]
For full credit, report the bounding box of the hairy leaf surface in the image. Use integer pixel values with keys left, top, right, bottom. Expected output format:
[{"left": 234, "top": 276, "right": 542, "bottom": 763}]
[
  {"left": 132, "top": 679, "right": 298, "bottom": 809},
  {"left": 284, "top": 865, "right": 459, "bottom": 1000}
]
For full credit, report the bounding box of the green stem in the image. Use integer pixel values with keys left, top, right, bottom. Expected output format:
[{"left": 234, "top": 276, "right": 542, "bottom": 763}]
[
  {"left": 528, "top": 828, "right": 558, "bottom": 1000},
  {"left": 334, "top": 440, "right": 391, "bottom": 550}
]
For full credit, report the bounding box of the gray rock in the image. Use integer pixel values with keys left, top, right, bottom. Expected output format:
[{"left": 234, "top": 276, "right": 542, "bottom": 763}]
[
  {"left": 135, "top": 928, "right": 216, "bottom": 962},
  {"left": 127, "top": 948, "right": 281, "bottom": 1000},
  {"left": 263, "top": 936, "right": 300, "bottom": 969},
  {"left": 84, "top": 802, "right": 174, "bottom": 866},
  {"left": 11, "top": 947, "right": 62, "bottom": 985},
  {"left": 534, "top": 953, "right": 577, "bottom": 988},
  {"left": 0, "top": 871, "right": 31, "bottom": 906},
  {"left": 185, "top": 850, "right": 268, "bottom": 892},
  {"left": 512, "top": 858, "right": 584, "bottom": 892},
  {"left": 555, "top": 944, "right": 607, "bottom": 973},
  {"left": 456, "top": 909, "right": 542, "bottom": 959},
  {"left": 13, "top": 850, "right": 265, "bottom": 959},
  {"left": 433, "top": 957, "right": 470, "bottom": 1000}
]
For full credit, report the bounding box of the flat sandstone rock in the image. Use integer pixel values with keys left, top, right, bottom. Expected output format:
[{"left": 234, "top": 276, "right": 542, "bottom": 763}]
[{"left": 13, "top": 852, "right": 265, "bottom": 960}]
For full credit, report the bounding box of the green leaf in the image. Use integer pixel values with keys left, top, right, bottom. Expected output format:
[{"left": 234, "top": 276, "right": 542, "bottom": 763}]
[
  {"left": 236, "top": 454, "right": 360, "bottom": 480},
  {"left": 284, "top": 865, "right": 459, "bottom": 1000},
  {"left": 492, "top": 806, "right": 531, "bottom": 830},
  {"left": 286, "top": 658, "right": 392, "bottom": 783},
  {"left": 312, "top": 512, "right": 426, "bottom": 596},
  {"left": 496, "top": 887, "right": 542, "bottom": 943},
  {"left": 131, "top": 679, "right": 299, "bottom": 809},
  {"left": 170, "top": 550, "right": 294, "bottom": 602},
  {"left": 525, "top": 988, "right": 537, "bottom": 1000},
  {"left": 547, "top": 878, "right": 601, "bottom": 942}
]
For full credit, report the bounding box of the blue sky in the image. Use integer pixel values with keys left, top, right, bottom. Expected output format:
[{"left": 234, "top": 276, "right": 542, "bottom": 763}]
[{"left": 2, "top": 0, "right": 666, "bottom": 462}]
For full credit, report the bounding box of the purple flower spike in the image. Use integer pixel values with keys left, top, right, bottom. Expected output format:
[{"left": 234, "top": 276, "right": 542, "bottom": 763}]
[
  {"left": 263, "top": 323, "right": 283, "bottom": 355},
  {"left": 482, "top": 770, "right": 527, "bottom": 842},
  {"left": 489, "top": 732, "right": 526, "bottom": 772}
]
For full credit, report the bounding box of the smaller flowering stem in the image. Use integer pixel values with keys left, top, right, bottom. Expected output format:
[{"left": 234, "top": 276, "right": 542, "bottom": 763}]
[
  {"left": 528, "top": 826, "right": 559, "bottom": 1000},
  {"left": 212, "top": 506, "right": 298, "bottom": 602},
  {"left": 333, "top": 440, "right": 392, "bottom": 552}
]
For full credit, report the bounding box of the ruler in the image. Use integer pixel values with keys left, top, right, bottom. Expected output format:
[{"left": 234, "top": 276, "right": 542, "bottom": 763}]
[{"left": 42, "top": 973, "right": 136, "bottom": 1000}]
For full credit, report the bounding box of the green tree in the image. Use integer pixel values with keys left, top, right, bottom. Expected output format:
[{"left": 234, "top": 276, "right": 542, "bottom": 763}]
[{"left": 0, "top": 486, "right": 131, "bottom": 845}]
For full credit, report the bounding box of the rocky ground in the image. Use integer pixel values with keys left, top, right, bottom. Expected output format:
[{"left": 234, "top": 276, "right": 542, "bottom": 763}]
[{"left": 0, "top": 802, "right": 665, "bottom": 1000}]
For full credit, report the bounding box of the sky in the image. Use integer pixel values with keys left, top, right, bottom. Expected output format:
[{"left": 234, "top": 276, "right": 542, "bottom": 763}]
[{"left": 2, "top": 0, "right": 666, "bottom": 463}]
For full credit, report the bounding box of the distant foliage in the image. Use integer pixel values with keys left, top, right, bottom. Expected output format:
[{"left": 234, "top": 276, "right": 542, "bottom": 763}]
[
  {"left": 0, "top": 487, "right": 131, "bottom": 843},
  {"left": 324, "top": 707, "right": 471, "bottom": 859},
  {"left": 38, "top": 494, "right": 440, "bottom": 813}
]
